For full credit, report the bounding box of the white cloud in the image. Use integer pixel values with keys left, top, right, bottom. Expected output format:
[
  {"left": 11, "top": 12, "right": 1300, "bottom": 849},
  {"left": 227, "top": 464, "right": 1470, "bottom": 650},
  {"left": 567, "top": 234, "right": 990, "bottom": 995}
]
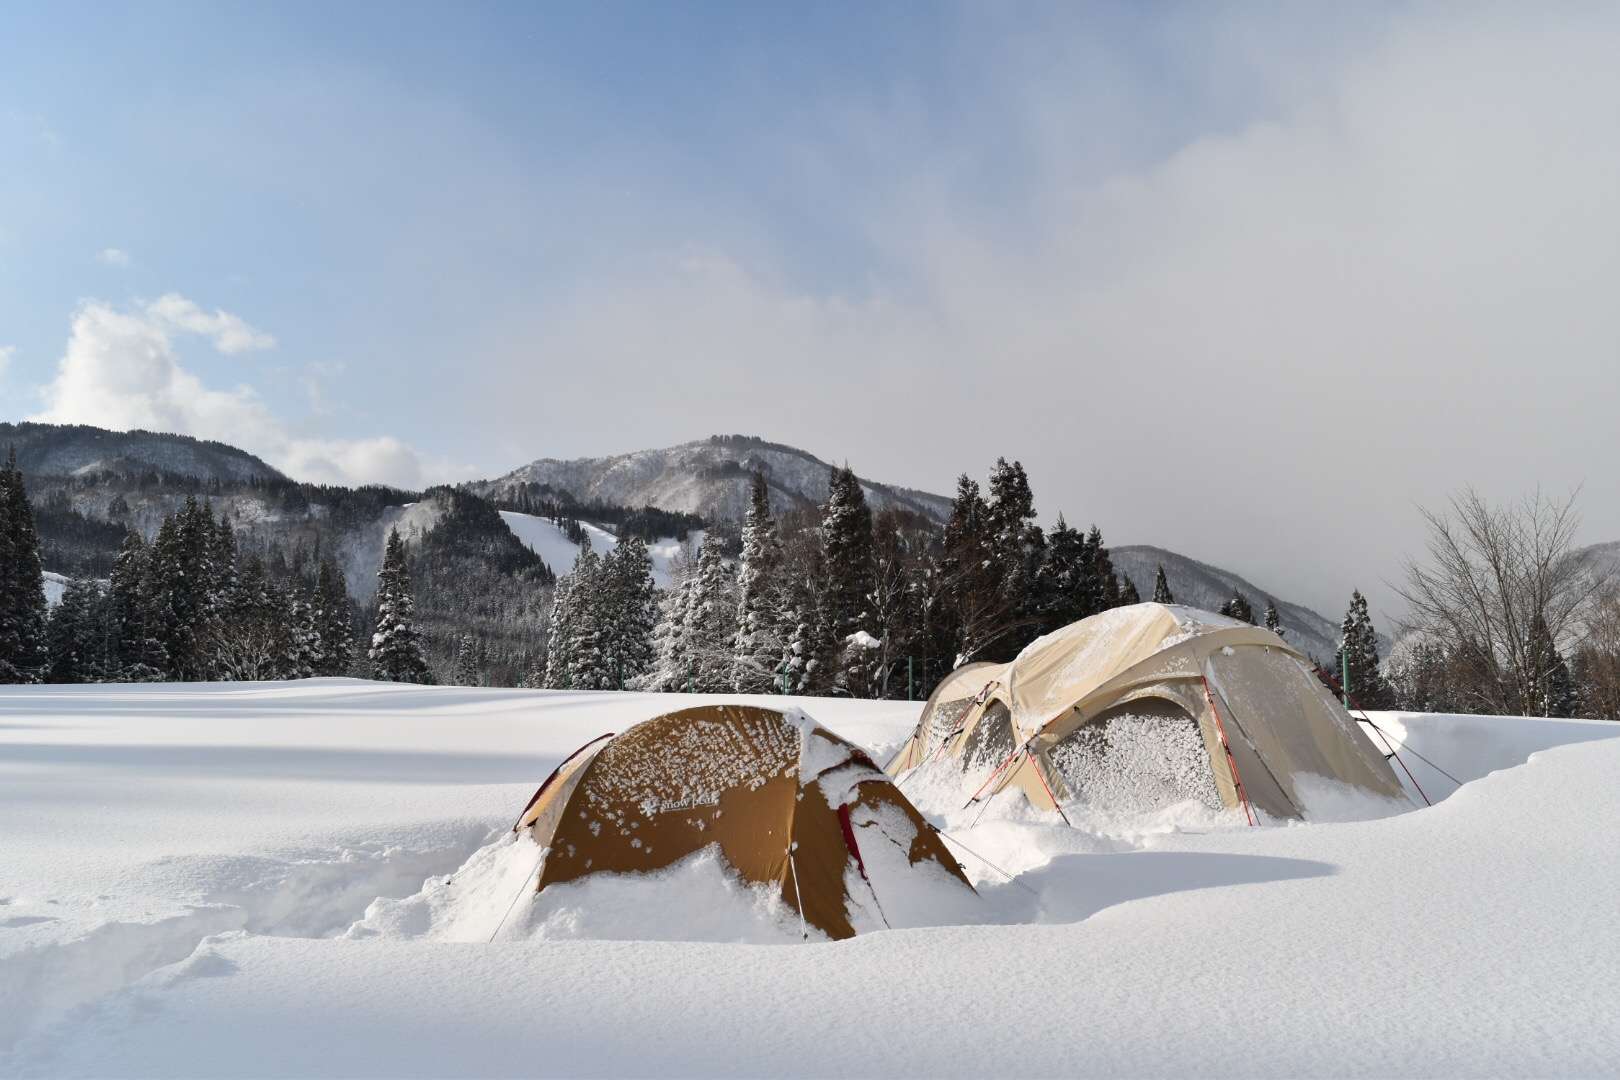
[
  {"left": 145, "top": 292, "right": 275, "bottom": 354},
  {"left": 27, "top": 295, "right": 435, "bottom": 489},
  {"left": 0, "top": 344, "right": 13, "bottom": 376},
  {"left": 95, "top": 247, "right": 131, "bottom": 268}
]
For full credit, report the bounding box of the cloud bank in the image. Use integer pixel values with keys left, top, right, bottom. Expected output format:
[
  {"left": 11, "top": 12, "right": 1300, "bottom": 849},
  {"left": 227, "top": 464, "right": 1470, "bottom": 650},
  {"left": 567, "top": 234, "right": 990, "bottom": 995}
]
[
  {"left": 28, "top": 295, "right": 438, "bottom": 490},
  {"left": 473, "top": 4, "right": 1620, "bottom": 621}
]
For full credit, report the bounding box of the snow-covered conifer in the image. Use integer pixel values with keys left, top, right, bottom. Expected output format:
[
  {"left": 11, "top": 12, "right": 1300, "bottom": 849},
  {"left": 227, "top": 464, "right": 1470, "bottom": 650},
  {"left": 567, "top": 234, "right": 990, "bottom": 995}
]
[
  {"left": 1152, "top": 564, "right": 1174, "bottom": 605},
  {"left": 370, "top": 528, "right": 432, "bottom": 684}
]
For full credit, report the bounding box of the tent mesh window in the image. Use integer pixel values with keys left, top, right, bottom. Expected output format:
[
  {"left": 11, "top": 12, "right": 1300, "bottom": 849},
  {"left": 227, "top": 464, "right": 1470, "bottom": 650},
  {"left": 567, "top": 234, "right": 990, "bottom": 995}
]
[
  {"left": 1046, "top": 698, "right": 1222, "bottom": 815},
  {"left": 961, "top": 701, "right": 1015, "bottom": 776},
  {"left": 925, "top": 699, "right": 973, "bottom": 755}
]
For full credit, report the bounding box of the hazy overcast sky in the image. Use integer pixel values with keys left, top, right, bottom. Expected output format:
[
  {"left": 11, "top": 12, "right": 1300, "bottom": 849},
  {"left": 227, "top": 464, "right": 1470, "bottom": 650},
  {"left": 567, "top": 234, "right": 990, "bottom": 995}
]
[{"left": 2, "top": 1, "right": 1617, "bottom": 624}]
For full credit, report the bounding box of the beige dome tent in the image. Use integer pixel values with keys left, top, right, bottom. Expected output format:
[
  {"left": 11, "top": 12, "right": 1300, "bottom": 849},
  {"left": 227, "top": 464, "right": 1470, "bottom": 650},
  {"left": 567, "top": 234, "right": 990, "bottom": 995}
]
[
  {"left": 514, "top": 703, "right": 975, "bottom": 940},
  {"left": 887, "top": 603, "right": 1409, "bottom": 822}
]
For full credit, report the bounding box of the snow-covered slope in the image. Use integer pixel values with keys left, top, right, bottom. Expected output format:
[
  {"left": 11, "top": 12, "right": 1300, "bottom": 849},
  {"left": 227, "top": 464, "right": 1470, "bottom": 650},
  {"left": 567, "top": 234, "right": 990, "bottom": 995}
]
[
  {"left": 3, "top": 681, "right": 1617, "bottom": 1077},
  {"left": 498, "top": 509, "right": 695, "bottom": 588},
  {"left": 1112, "top": 544, "right": 1374, "bottom": 663},
  {"left": 40, "top": 572, "right": 69, "bottom": 608},
  {"left": 480, "top": 435, "right": 952, "bottom": 523}
]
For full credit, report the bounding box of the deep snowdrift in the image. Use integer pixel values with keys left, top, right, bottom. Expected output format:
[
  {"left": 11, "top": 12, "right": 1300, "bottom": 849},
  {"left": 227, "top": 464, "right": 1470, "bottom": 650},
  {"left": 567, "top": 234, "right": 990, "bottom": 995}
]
[{"left": 2, "top": 681, "right": 1617, "bottom": 1077}]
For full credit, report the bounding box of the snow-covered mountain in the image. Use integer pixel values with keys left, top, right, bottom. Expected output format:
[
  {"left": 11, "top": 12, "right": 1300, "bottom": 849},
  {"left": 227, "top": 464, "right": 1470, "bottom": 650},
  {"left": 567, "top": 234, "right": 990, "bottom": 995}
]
[
  {"left": 1, "top": 421, "right": 284, "bottom": 483},
  {"left": 1111, "top": 545, "right": 1370, "bottom": 664},
  {"left": 478, "top": 434, "right": 953, "bottom": 523}
]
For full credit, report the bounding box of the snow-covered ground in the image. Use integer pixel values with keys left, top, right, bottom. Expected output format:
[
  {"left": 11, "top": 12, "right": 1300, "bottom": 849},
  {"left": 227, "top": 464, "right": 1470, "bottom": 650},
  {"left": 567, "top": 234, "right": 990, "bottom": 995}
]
[
  {"left": 497, "top": 510, "right": 697, "bottom": 588},
  {"left": 2, "top": 681, "right": 1618, "bottom": 1077}
]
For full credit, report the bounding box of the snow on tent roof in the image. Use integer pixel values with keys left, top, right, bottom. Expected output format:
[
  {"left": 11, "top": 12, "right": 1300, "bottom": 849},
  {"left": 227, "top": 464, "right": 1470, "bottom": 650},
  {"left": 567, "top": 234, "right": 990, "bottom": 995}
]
[
  {"left": 514, "top": 704, "right": 975, "bottom": 940},
  {"left": 888, "top": 602, "right": 1410, "bottom": 822}
]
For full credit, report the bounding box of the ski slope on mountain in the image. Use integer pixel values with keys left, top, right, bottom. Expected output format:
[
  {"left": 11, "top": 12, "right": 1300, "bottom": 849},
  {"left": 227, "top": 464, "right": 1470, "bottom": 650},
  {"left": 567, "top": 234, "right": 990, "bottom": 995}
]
[
  {"left": 497, "top": 510, "right": 695, "bottom": 588},
  {"left": 2, "top": 681, "right": 1617, "bottom": 1077}
]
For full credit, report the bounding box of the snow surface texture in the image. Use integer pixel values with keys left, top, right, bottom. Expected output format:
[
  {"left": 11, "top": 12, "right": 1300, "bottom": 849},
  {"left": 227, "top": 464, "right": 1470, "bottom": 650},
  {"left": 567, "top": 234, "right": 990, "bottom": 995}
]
[
  {"left": 3, "top": 682, "right": 1619, "bottom": 1077},
  {"left": 497, "top": 509, "right": 692, "bottom": 589}
]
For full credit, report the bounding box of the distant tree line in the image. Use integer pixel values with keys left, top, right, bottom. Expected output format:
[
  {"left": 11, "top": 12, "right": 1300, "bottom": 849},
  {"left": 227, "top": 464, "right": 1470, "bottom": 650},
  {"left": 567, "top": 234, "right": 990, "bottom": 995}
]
[{"left": 538, "top": 458, "right": 1142, "bottom": 699}]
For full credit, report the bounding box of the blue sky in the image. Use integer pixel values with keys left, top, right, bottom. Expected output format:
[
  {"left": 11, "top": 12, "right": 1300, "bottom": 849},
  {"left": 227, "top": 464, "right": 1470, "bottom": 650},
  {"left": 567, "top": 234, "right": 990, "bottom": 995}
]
[{"left": 3, "top": 2, "right": 1617, "bottom": 620}]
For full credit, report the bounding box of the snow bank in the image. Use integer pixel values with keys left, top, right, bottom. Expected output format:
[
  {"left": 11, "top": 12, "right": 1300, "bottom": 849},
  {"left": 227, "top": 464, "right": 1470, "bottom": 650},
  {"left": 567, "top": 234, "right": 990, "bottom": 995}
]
[{"left": 3, "top": 682, "right": 1619, "bottom": 1077}]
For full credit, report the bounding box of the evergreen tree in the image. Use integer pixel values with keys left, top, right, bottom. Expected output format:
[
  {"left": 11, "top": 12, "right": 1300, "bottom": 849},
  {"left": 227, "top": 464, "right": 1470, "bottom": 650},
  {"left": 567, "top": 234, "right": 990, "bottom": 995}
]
[
  {"left": 108, "top": 531, "right": 163, "bottom": 679},
  {"left": 1525, "top": 613, "right": 1578, "bottom": 717},
  {"left": 1035, "top": 515, "right": 1089, "bottom": 634},
  {"left": 212, "top": 554, "right": 288, "bottom": 680},
  {"left": 1334, "top": 589, "right": 1391, "bottom": 708},
  {"left": 937, "top": 475, "right": 1004, "bottom": 663},
  {"left": 563, "top": 547, "right": 612, "bottom": 690},
  {"left": 543, "top": 567, "right": 584, "bottom": 688},
  {"left": 985, "top": 457, "right": 1045, "bottom": 642},
  {"left": 602, "top": 537, "right": 657, "bottom": 688},
  {"left": 682, "top": 538, "right": 739, "bottom": 692},
  {"left": 732, "top": 472, "right": 787, "bottom": 692},
  {"left": 44, "top": 578, "right": 104, "bottom": 683},
  {"left": 819, "top": 466, "right": 875, "bottom": 686},
  {"left": 452, "top": 633, "right": 480, "bottom": 686},
  {"left": 1219, "top": 589, "right": 1255, "bottom": 625},
  {"left": 1264, "top": 599, "right": 1283, "bottom": 638},
  {"left": 369, "top": 528, "right": 432, "bottom": 683},
  {"left": 0, "top": 448, "right": 49, "bottom": 682},
  {"left": 1119, "top": 575, "right": 1141, "bottom": 605},
  {"left": 312, "top": 559, "right": 355, "bottom": 677},
  {"left": 284, "top": 586, "right": 320, "bottom": 679},
  {"left": 145, "top": 497, "right": 222, "bottom": 679},
  {"left": 1152, "top": 564, "right": 1174, "bottom": 605},
  {"left": 1081, "top": 526, "right": 1118, "bottom": 616}
]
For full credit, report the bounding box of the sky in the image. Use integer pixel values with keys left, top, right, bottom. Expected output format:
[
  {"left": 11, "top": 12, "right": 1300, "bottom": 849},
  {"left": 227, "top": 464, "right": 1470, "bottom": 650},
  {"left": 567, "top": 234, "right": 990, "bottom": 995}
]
[{"left": 2, "top": 1, "right": 1618, "bottom": 624}]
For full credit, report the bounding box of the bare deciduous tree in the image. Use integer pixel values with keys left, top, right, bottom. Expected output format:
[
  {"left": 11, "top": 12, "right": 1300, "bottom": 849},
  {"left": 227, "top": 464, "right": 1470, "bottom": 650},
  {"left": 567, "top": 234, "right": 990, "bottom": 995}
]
[{"left": 1396, "top": 487, "right": 1611, "bottom": 716}]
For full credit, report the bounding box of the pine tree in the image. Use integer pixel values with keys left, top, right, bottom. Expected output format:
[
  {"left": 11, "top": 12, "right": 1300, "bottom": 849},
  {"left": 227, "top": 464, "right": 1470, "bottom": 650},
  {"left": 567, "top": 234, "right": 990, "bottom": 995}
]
[
  {"left": 937, "top": 474, "right": 1004, "bottom": 663},
  {"left": 1335, "top": 589, "right": 1391, "bottom": 708},
  {"left": 1525, "top": 613, "right": 1577, "bottom": 717},
  {"left": 284, "top": 586, "right": 320, "bottom": 679},
  {"left": 1264, "top": 599, "right": 1283, "bottom": 638},
  {"left": 312, "top": 559, "right": 355, "bottom": 677},
  {"left": 682, "top": 539, "right": 738, "bottom": 692},
  {"left": 544, "top": 568, "right": 583, "bottom": 689},
  {"left": 644, "top": 543, "right": 695, "bottom": 691},
  {"left": 819, "top": 466, "right": 874, "bottom": 688},
  {"left": 1119, "top": 575, "right": 1141, "bottom": 605},
  {"left": 1152, "top": 564, "right": 1174, "bottom": 605},
  {"left": 603, "top": 538, "right": 657, "bottom": 688},
  {"left": 1219, "top": 589, "right": 1255, "bottom": 625},
  {"left": 1035, "top": 515, "right": 1088, "bottom": 634},
  {"left": 564, "top": 547, "right": 612, "bottom": 690},
  {"left": 44, "top": 578, "right": 103, "bottom": 683},
  {"left": 0, "top": 448, "right": 49, "bottom": 683},
  {"left": 1081, "top": 526, "right": 1118, "bottom": 617},
  {"left": 732, "top": 472, "right": 787, "bottom": 692},
  {"left": 452, "top": 633, "right": 480, "bottom": 687},
  {"left": 109, "top": 531, "right": 164, "bottom": 679},
  {"left": 985, "top": 457, "right": 1045, "bottom": 643},
  {"left": 370, "top": 528, "right": 432, "bottom": 683}
]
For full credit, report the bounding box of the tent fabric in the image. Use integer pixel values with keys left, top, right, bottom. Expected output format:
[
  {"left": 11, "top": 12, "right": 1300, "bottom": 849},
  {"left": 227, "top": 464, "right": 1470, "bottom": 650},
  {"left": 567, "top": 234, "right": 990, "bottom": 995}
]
[
  {"left": 515, "top": 703, "right": 973, "bottom": 940},
  {"left": 887, "top": 603, "right": 1409, "bottom": 820}
]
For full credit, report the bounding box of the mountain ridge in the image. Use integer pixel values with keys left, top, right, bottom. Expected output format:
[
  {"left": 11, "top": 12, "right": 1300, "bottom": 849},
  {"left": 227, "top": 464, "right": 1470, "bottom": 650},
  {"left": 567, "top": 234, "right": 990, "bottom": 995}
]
[{"left": 475, "top": 434, "right": 954, "bottom": 523}]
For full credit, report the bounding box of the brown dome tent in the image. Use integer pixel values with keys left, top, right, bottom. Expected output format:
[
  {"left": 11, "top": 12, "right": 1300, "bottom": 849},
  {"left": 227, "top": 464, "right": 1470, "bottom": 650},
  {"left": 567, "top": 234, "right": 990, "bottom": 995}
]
[
  {"left": 513, "top": 704, "right": 975, "bottom": 940},
  {"left": 887, "top": 603, "right": 1409, "bottom": 822}
]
